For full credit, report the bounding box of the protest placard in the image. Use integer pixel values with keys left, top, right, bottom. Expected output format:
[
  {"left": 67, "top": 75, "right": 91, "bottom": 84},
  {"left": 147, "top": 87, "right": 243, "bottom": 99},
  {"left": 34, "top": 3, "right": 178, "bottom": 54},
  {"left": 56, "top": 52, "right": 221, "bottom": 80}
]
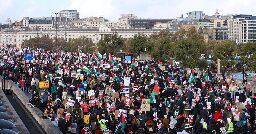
[
  {"left": 39, "top": 81, "right": 49, "bottom": 89},
  {"left": 124, "top": 77, "right": 130, "bottom": 87}
]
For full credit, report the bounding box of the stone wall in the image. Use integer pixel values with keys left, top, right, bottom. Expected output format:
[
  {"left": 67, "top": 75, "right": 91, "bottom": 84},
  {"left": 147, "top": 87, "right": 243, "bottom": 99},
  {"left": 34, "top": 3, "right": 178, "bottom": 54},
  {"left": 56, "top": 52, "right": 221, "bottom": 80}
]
[
  {"left": 0, "top": 76, "right": 62, "bottom": 134},
  {"left": 0, "top": 80, "right": 30, "bottom": 134}
]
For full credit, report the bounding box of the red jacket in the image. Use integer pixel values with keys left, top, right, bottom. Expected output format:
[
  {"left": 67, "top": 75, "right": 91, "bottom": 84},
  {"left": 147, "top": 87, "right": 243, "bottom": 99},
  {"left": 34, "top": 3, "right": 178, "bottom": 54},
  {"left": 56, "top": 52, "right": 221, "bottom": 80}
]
[{"left": 214, "top": 111, "right": 223, "bottom": 122}]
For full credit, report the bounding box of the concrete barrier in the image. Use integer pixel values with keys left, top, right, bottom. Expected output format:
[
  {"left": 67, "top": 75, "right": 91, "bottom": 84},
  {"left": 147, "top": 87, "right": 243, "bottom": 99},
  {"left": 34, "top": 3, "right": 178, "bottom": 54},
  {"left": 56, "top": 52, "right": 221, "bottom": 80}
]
[
  {"left": 0, "top": 83, "right": 30, "bottom": 134},
  {"left": 0, "top": 77, "right": 62, "bottom": 134}
]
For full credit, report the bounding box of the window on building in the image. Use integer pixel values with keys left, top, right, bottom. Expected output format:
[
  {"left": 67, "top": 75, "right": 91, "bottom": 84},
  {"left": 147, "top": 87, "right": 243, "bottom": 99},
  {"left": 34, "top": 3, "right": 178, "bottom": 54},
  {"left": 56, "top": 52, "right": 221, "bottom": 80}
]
[{"left": 217, "top": 22, "right": 221, "bottom": 27}]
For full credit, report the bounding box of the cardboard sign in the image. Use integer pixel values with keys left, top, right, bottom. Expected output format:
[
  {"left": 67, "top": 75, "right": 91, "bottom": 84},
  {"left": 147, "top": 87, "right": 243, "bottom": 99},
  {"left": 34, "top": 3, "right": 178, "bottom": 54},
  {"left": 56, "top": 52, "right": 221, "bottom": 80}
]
[
  {"left": 141, "top": 104, "right": 150, "bottom": 111},
  {"left": 39, "top": 81, "right": 49, "bottom": 89},
  {"left": 160, "top": 66, "right": 166, "bottom": 71},
  {"left": 112, "top": 92, "right": 119, "bottom": 99},
  {"left": 115, "top": 110, "right": 119, "bottom": 119},
  {"left": 141, "top": 99, "right": 150, "bottom": 111}
]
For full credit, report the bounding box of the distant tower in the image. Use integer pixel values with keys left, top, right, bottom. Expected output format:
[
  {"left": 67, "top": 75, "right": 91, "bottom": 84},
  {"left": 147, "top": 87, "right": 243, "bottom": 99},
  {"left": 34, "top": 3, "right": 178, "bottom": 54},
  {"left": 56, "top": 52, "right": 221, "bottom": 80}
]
[
  {"left": 215, "top": 9, "right": 220, "bottom": 18},
  {"left": 6, "top": 18, "right": 12, "bottom": 29}
]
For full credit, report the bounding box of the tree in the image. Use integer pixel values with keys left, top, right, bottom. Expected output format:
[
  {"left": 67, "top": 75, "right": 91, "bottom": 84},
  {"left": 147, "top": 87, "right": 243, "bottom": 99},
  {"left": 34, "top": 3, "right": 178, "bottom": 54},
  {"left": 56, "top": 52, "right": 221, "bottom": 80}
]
[
  {"left": 172, "top": 27, "right": 207, "bottom": 68},
  {"left": 63, "top": 37, "right": 94, "bottom": 52},
  {"left": 213, "top": 40, "right": 237, "bottom": 60},
  {"left": 213, "top": 40, "right": 237, "bottom": 72},
  {"left": 22, "top": 36, "right": 54, "bottom": 50},
  {"left": 149, "top": 30, "right": 173, "bottom": 61},
  {"left": 239, "top": 42, "right": 256, "bottom": 71},
  {"left": 130, "top": 34, "right": 150, "bottom": 56},
  {"left": 97, "top": 33, "right": 124, "bottom": 54}
]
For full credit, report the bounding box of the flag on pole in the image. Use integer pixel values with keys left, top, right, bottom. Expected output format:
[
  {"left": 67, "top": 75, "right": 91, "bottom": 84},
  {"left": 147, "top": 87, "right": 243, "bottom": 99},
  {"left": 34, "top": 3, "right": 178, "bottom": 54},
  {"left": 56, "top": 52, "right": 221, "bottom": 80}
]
[
  {"left": 108, "top": 53, "right": 116, "bottom": 64},
  {"left": 82, "top": 66, "right": 91, "bottom": 74},
  {"left": 153, "top": 83, "right": 160, "bottom": 94},
  {"left": 208, "top": 85, "right": 214, "bottom": 95},
  {"left": 188, "top": 69, "right": 195, "bottom": 83},
  {"left": 91, "top": 53, "right": 99, "bottom": 64},
  {"left": 95, "top": 48, "right": 102, "bottom": 59},
  {"left": 120, "top": 112, "right": 126, "bottom": 129},
  {"left": 205, "top": 68, "right": 210, "bottom": 81}
]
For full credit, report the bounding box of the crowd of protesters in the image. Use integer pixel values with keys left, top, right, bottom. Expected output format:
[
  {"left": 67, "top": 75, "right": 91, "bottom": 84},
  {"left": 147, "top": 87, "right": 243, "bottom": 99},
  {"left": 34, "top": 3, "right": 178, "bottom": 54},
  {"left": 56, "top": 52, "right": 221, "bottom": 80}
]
[{"left": 0, "top": 47, "right": 255, "bottom": 134}]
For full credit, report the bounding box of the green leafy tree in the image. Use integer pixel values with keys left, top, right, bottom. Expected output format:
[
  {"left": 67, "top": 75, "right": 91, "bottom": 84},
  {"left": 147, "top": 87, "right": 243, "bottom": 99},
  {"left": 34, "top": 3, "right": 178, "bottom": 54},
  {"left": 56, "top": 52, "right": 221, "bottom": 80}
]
[
  {"left": 213, "top": 40, "right": 237, "bottom": 72},
  {"left": 97, "top": 33, "right": 124, "bottom": 53},
  {"left": 64, "top": 37, "right": 94, "bottom": 52},
  {"left": 239, "top": 42, "right": 256, "bottom": 71},
  {"left": 172, "top": 27, "right": 207, "bottom": 68},
  {"left": 130, "top": 34, "right": 150, "bottom": 56},
  {"left": 22, "top": 36, "right": 54, "bottom": 50},
  {"left": 149, "top": 30, "right": 173, "bottom": 61}
]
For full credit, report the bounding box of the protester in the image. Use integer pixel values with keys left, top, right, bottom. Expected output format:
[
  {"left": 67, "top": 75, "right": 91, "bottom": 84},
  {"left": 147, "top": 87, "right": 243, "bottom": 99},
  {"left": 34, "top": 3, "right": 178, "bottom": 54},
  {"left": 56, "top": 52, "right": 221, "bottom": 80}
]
[{"left": 0, "top": 47, "right": 255, "bottom": 134}]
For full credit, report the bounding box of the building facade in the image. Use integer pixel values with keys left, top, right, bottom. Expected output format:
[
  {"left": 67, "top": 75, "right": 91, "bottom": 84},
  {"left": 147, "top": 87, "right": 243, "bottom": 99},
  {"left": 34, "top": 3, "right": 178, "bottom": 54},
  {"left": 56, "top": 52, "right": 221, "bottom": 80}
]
[
  {"left": 129, "top": 19, "right": 173, "bottom": 29},
  {"left": 27, "top": 17, "right": 54, "bottom": 30},
  {"left": 118, "top": 14, "right": 138, "bottom": 29},
  {"left": 186, "top": 11, "right": 205, "bottom": 20},
  {"left": 213, "top": 27, "right": 229, "bottom": 40},
  {"left": 58, "top": 10, "right": 79, "bottom": 20},
  {"left": 0, "top": 28, "right": 164, "bottom": 48},
  {"left": 228, "top": 15, "right": 255, "bottom": 43},
  {"left": 241, "top": 17, "right": 256, "bottom": 43}
]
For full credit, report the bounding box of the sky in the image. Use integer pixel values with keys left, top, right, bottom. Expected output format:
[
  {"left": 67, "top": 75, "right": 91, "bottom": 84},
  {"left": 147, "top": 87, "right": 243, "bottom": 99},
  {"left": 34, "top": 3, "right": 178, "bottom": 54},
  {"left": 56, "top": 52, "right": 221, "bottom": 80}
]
[{"left": 0, "top": 0, "right": 256, "bottom": 23}]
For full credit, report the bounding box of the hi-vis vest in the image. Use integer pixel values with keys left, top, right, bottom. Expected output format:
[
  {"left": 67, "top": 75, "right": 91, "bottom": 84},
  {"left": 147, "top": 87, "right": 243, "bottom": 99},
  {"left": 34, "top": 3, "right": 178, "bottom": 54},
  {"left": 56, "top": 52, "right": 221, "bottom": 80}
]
[
  {"left": 229, "top": 85, "right": 236, "bottom": 92},
  {"left": 202, "top": 122, "right": 207, "bottom": 130},
  {"left": 84, "top": 115, "right": 90, "bottom": 125},
  {"left": 227, "top": 122, "right": 234, "bottom": 133},
  {"left": 99, "top": 119, "right": 107, "bottom": 131}
]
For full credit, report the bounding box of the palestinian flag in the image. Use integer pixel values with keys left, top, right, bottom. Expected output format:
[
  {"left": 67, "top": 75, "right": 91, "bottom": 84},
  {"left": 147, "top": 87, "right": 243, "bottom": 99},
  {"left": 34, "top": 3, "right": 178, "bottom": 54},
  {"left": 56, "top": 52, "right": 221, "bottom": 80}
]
[
  {"left": 144, "top": 65, "right": 149, "bottom": 71},
  {"left": 208, "top": 85, "right": 214, "bottom": 96},
  {"left": 91, "top": 53, "right": 99, "bottom": 63},
  {"left": 157, "top": 59, "right": 162, "bottom": 68},
  {"left": 108, "top": 53, "right": 114, "bottom": 63},
  {"left": 153, "top": 83, "right": 160, "bottom": 94},
  {"left": 188, "top": 69, "right": 195, "bottom": 83},
  {"left": 120, "top": 112, "right": 126, "bottom": 129},
  {"left": 95, "top": 48, "right": 102, "bottom": 59},
  {"left": 82, "top": 66, "right": 91, "bottom": 74},
  {"left": 205, "top": 68, "right": 210, "bottom": 81}
]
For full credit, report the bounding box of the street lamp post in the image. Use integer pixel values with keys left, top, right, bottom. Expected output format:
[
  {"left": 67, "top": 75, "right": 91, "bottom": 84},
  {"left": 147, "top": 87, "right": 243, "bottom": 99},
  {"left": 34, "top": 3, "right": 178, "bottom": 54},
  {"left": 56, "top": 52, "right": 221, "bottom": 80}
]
[
  {"left": 55, "top": 13, "right": 58, "bottom": 48},
  {"left": 243, "top": 64, "right": 246, "bottom": 84}
]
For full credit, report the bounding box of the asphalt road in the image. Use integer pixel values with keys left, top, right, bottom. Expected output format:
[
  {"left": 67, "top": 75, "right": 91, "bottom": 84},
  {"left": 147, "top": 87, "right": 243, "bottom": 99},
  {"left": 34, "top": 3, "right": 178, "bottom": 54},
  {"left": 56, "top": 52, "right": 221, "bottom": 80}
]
[{"left": 5, "top": 93, "right": 46, "bottom": 134}]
